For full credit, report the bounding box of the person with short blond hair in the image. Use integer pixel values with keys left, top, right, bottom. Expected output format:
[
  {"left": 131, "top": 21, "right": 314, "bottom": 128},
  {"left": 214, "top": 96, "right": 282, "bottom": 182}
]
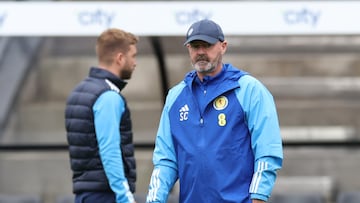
[{"left": 65, "top": 28, "right": 138, "bottom": 203}]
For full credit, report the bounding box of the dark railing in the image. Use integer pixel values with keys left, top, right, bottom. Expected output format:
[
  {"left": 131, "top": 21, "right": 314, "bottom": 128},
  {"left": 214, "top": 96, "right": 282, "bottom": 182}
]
[
  {"left": 0, "top": 143, "right": 154, "bottom": 151},
  {"left": 1, "top": 141, "right": 360, "bottom": 152}
]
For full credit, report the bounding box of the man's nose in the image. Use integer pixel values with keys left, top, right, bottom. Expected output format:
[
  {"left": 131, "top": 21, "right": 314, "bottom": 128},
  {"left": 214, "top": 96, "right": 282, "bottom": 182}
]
[{"left": 196, "top": 46, "right": 207, "bottom": 53}]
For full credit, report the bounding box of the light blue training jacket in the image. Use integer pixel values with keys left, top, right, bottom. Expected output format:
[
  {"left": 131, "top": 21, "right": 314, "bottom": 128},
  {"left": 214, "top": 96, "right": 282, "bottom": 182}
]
[{"left": 147, "top": 64, "right": 283, "bottom": 203}]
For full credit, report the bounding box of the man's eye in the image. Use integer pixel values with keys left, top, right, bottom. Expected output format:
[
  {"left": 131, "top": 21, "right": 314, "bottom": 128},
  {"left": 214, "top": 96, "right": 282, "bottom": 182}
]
[
  {"left": 190, "top": 44, "right": 199, "bottom": 48},
  {"left": 191, "top": 43, "right": 211, "bottom": 49}
]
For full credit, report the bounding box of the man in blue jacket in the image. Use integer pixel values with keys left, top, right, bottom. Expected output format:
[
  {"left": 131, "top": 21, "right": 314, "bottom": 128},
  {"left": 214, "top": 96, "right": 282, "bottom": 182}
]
[
  {"left": 65, "top": 28, "right": 138, "bottom": 203},
  {"left": 146, "top": 19, "right": 283, "bottom": 203}
]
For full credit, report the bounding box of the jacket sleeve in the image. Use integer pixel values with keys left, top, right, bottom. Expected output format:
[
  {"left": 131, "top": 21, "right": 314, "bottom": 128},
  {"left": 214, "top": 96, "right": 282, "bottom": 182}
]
[
  {"left": 146, "top": 87, "right": 182, "bottom": 203},
  {"left": 237, "top": 75, "right": 283, "bottom": 201},
  {"left": 93, "top": 91, "right": 134, "bottom": 203}
]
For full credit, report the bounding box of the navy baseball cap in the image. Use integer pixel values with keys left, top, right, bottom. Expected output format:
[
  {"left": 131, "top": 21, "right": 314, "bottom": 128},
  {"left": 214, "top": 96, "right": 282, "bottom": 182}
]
[{"left": 184, "top": 19, "right": 225, "bottom": 46}]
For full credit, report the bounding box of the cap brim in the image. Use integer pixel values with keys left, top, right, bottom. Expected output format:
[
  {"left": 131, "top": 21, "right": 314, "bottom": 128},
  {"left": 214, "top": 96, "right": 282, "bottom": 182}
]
[{"left": 183, "top": 35, "right": 219, "bottom": 46}]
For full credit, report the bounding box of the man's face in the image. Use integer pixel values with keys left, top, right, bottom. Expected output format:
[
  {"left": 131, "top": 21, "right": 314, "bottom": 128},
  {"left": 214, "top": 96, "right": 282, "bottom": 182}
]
[
  {"left": 187, "top": 40, "right": 224, "bottom": 74},
  {"left": 120, "top": 45, "right": 137, "bottom": 80}
]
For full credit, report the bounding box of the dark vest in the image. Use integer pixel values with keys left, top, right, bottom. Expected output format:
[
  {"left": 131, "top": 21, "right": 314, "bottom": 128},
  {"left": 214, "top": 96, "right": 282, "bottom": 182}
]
[{"left": 65, "top": 67, "right": 136, "bottom": 194}]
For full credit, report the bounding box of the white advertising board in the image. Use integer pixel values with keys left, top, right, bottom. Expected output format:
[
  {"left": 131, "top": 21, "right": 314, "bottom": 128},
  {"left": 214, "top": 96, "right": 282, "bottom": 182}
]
[{"left": 0, "top": 1, "right": 359, "bottom": 36}]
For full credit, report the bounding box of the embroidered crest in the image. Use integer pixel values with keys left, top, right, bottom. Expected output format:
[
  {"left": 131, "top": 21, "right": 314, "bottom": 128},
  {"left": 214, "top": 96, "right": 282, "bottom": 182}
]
[{"left": 213, "top": 96, "right": 228, "bottom": 110}]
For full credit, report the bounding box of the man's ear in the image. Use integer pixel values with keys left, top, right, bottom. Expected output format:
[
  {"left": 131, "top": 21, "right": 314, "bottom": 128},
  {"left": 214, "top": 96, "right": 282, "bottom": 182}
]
[
  {"left": 221, "top": 40, "right": 228, "bottom": 54},
  {"left": 115, "top": 52, "right": 124, "bottom": 65}
]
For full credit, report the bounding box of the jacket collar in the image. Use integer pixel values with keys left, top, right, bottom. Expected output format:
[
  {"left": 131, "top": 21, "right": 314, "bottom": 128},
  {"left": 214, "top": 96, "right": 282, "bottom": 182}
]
[
  {"left": 184, "top": 63, "right": 247, "bottom": 87},
  {"left": 89, "top": 67, "right": 127, "bottom": 91}
]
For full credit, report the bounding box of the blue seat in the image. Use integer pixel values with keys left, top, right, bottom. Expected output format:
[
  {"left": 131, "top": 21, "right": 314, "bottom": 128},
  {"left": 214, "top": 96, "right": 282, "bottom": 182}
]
[
  {"left": 268, "top": 193, "right": 325, "bottom": 203},
  {"left": 336, "top": 191, "right": 360, "bottom": 203}
]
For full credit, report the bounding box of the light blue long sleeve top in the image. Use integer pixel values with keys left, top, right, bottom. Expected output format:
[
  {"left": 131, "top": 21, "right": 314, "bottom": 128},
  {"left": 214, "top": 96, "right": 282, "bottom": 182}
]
[{"left": 93, "top": 91, "right": 134, "bottom": 203}]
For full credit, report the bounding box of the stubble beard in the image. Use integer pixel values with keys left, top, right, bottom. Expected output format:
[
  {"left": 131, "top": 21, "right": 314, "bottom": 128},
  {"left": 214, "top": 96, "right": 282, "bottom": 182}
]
[
  {"left": 120, "top": 66, "right": 133, "bottom": 80},
  {"left": 193, "top": 61, "right": 215, "bottom": 74},
  {"left": 192, "top": 54, "right": 222, "bottom": 74}
]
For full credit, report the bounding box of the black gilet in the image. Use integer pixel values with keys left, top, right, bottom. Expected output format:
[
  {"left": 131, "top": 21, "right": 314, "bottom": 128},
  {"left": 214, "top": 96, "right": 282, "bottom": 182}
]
[{"left": 65, "top": 67, "right": 136, "bottom": 194}]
